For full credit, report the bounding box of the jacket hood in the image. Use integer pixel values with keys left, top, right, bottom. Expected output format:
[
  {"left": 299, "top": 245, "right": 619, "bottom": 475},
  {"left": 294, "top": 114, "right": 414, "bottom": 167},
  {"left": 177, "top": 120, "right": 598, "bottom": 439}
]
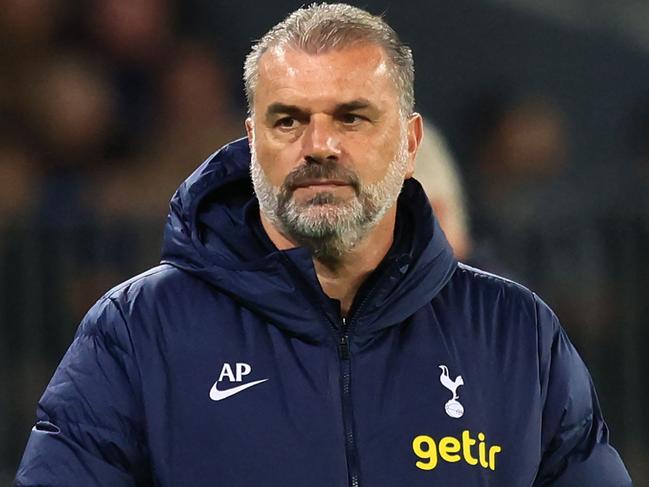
[{"left": 161, "top": 138, "right": 457, "bottom": 342}]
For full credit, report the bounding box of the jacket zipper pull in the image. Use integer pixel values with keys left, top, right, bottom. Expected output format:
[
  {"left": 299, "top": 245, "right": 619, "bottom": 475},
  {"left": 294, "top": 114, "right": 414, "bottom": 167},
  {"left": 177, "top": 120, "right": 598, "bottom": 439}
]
[
  {"left": 339, "top": 334, "right": 350, "bottom": 360},
  {"left": 339, "top": 318, "right": 350, "bottom": 360}
]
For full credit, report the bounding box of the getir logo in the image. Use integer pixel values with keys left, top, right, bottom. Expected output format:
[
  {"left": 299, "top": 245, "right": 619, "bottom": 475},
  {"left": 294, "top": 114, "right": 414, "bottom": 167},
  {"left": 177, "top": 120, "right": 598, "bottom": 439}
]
[{"left": 412, "top": 430, "right": 502, "bottom": 471}]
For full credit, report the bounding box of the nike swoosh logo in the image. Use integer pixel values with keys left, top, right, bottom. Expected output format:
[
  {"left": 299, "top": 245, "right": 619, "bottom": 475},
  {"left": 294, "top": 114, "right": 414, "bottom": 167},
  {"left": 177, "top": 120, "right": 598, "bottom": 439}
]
[{"left": 209, "top": 379, "right": 269, "bottom": 401}]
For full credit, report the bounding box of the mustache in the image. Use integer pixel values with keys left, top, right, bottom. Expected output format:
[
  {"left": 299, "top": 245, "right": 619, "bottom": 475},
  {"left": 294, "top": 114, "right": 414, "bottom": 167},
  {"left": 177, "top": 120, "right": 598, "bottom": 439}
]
[{"left": 282, "top": 158, "right": 361, "bottom": 194}]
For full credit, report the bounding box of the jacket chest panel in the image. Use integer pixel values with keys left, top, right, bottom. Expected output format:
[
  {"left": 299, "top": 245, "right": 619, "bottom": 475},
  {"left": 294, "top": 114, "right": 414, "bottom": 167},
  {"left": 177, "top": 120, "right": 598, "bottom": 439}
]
[
  {"left": 137, "top": 314, "right": 349, "bottom": 485},
  {"left": 347, "top": 317, "right": 542, "bottom": 485}
]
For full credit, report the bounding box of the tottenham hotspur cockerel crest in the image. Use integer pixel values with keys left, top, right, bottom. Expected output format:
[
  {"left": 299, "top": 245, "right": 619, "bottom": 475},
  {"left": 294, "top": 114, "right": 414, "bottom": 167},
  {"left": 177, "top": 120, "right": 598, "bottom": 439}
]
[{"left": 438, "top": 365, "right": 464, "bottom": 418}]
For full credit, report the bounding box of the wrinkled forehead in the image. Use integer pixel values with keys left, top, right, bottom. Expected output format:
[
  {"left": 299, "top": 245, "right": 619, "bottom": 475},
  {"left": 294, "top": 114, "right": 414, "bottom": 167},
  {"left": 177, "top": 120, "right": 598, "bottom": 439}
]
[
  {"left": 262, "top": 41, "right": 389, "bottom": 76},
  {"left": 254, "top": 42, "right": 400, "bottom": 111}
]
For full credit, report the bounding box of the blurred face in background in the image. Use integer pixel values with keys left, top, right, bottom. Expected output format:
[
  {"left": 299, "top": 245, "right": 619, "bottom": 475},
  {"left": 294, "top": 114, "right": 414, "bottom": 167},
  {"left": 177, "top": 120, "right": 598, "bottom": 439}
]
[
  {"left": 481, "top": 97, "right": 568, "bottom": 180},
  {"left": 246, "top": 42, "right": 421, "bottom": 258},
  {"left": 160, "top": 42, "right": 228, "bottom": 130},
  {"left": 90, "top": 0, "right": 170, "bottom": 63},
  {"left": 30, "top": 56, "right": 113, "bottom": 160}
]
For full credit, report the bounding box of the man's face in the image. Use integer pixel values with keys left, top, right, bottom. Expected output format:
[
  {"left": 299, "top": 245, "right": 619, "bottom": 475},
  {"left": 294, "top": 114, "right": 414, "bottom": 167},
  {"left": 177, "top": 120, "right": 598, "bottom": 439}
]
[{"left": 246, "top": 42, "right": 421, "bottom": 259}]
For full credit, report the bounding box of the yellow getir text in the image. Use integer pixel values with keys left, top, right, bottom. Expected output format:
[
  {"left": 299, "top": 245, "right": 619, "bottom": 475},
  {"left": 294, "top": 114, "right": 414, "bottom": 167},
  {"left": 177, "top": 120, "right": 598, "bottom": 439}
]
[{"left": 412, "top": 430, "right": 502, "bottom": 471}]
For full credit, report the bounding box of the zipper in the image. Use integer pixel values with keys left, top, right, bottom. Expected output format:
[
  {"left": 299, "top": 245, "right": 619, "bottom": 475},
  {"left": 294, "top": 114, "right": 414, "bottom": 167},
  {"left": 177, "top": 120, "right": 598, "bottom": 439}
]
[
  {"left": 336, "top": 268, "right": 391, "bottom": 487},
  {"left": 274, "top": 252, "right": 393, "bottom": 487},
  {"left": 339, "top": 317, "right": 360, "bottom": 487},
  {"left": 273, "top": 253, "right": 361, "bottom": 485}
]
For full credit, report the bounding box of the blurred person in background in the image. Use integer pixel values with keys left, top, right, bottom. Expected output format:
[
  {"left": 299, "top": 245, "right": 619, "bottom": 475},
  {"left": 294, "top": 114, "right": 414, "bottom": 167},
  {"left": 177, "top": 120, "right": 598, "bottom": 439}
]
[
  {"left": 14, "top": 3, "right": 631, "bottom": 486},
  {"left": 92, "top": 40, "right": 243, "bottom": 221},
  {"left": 23, "top": 52, "right": 117, "bottom": 222},
  {"left": 414, "top": 120, "right": 507, "bottom": 275},
  {"left": 0, "top": 0, "right": 66, "bottom": 103},
  {"left": 85, "top": 0, "right": 176, "bottom": 152},
  {"left": 464, "top": 92, "right": 572, "bottom": 250},
  {"left": 414, "top": 121, "right": 471, "bottom": 261},
  {"left": 461, "top": 91, "right": 595, "bottom": 333}
]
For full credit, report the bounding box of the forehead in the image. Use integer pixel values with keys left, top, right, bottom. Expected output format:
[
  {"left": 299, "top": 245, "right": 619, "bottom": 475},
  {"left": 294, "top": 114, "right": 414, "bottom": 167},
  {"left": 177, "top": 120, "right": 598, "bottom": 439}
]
[{"left": 254, "top": 43, "right": 399, "bottom": 112}]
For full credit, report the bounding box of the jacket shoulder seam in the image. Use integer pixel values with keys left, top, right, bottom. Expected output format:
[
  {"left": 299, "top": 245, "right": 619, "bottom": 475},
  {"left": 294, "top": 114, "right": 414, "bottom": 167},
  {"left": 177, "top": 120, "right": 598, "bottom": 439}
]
[
  {"left": 457, "top": 262, "right": 535, "bottom": 297},
  {"left": 102, "top": 264, "right": 177, "bottom": 300}
]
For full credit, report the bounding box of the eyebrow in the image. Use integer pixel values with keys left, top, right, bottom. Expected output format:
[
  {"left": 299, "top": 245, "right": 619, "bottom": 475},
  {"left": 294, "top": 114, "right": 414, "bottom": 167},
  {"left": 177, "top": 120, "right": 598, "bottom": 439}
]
[
  {"left": 265, "top": 99, "right": 377, "bottom": 118},
  {"left": 335, "top": 99, "right": 374, "bottom": 112}
]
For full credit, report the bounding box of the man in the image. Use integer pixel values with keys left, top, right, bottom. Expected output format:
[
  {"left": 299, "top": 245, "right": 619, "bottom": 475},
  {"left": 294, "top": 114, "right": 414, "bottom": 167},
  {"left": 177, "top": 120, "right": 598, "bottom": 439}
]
[{"left": 16, "top": 4, "right": 631, "bottom": 486}]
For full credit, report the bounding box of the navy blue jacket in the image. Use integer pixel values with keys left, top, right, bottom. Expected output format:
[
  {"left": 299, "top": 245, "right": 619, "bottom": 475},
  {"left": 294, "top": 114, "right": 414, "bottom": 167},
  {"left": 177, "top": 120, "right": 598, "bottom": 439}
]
[{"left": 16, "top": 139, "right": 631, "bottom": 486}]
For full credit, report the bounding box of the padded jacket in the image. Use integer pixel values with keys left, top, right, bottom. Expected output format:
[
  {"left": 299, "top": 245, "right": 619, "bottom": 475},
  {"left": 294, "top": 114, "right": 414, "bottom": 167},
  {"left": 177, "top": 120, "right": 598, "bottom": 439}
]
[{"left": 16, "top": 138, "right": 632, "bottom": 486}]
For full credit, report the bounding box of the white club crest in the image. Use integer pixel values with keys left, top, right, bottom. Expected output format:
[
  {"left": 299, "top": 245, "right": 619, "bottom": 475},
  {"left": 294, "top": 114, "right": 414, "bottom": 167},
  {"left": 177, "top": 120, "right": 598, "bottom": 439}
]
[{"left": 438, "top": 365, "right": 464, "bottom": 418}]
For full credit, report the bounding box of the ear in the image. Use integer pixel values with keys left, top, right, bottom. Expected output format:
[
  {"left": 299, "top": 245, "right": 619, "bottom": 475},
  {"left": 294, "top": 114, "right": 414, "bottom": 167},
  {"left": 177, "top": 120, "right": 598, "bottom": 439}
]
[
  {"left": 245, "top": 117, "right": 254, "bottom": 146},
  {"left": 404, "top": 112, "right": 423, "bottom": 179}
]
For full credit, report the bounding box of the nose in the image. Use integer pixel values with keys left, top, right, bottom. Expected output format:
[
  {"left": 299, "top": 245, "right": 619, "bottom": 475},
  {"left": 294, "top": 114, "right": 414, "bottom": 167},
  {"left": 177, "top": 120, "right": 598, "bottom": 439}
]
[{"left": 302, "top": 115, "right": 341, "bottom": 162}]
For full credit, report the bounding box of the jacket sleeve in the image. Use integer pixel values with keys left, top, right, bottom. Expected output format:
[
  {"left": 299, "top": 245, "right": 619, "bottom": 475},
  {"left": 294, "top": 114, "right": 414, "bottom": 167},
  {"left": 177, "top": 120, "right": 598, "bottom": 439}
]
[
  {"left": 15, "top": 297, "right": 151, "bottom": 487},
  {"left": 533, "top": 295, "right": 632, "bottom": 486}
]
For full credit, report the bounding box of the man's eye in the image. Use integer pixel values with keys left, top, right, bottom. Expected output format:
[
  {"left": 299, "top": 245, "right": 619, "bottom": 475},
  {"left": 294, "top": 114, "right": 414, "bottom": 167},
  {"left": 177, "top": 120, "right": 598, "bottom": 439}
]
[
  {"left": 341, "top": 113, "right": 364, "bottom": 125},
  {"left": 275, "top": 117, "right": 297, "bottom": 129}
]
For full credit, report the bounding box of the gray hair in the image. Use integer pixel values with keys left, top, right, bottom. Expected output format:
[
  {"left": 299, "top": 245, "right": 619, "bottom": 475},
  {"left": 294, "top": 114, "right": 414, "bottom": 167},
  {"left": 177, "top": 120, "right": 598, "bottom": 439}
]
[{"left": 243, "top": 3, "right": 414, "bottom": 116}]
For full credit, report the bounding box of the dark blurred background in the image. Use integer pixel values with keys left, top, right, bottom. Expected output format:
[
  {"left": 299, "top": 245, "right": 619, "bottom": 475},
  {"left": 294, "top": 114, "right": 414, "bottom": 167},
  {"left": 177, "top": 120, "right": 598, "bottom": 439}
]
[{"left": 1, "top": 0, "right": 648, "bottom": 484}]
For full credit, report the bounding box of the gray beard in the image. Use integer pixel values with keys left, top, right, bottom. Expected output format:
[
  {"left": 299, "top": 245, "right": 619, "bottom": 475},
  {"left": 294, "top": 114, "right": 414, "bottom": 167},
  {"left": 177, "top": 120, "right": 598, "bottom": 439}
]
[{"left": 250, "top": 136, "right": 408, "bottom": 266}]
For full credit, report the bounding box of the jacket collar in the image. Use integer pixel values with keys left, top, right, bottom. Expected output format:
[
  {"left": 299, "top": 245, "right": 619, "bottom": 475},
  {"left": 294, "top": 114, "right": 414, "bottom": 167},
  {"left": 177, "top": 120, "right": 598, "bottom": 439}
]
[{"left": 161, "top": 138, "right": 457, "bottom": 342}]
